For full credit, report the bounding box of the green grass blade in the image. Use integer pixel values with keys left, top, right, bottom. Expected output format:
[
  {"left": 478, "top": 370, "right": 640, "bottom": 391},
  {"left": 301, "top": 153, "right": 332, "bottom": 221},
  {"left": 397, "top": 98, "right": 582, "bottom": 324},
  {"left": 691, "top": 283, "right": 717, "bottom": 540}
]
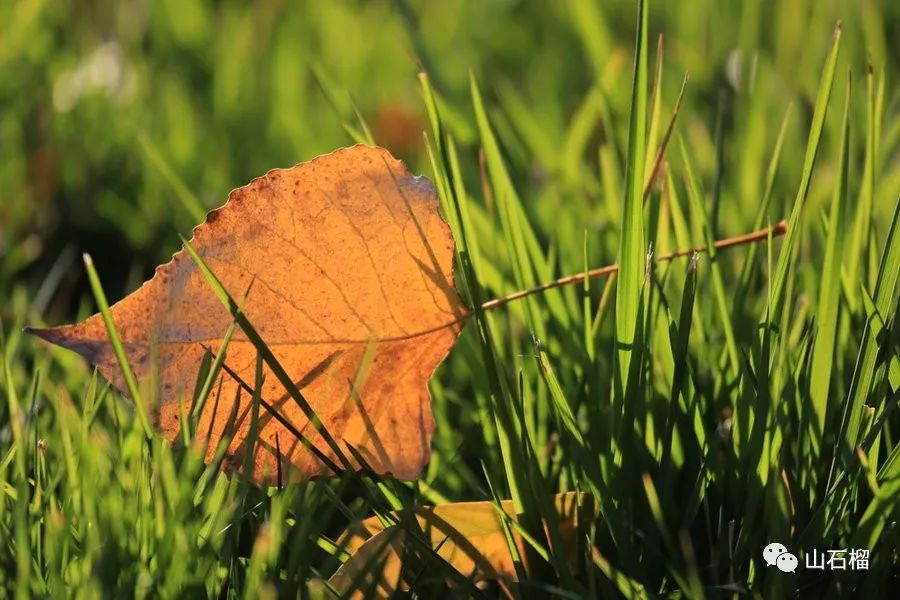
[
  {"left": 179, "top": 237, "right": 351, "bottom": 475},
  {"left": 809, "top": 73, "right": 851, "bottom": 436},
  {"left": 768, "top": 24, "right": 841, "bottom": 318},
  {"left": 839, "top": 197, "right": 900, "bottom": 455},
  {"left": 137, "top": 131, "right": 207, "bottom": 224},
  {"left": 615, "top": 0, "right": 649, "bottom": 388},
  {"left": 678, "top": 137, "right": 740, "bottom": 378},
  {"left": 734, "top": 105, "right": 792, "bottom": 313},
  {"left": 81, "top": 253, "right": 152, "bottom": 437},
  {"left": 844, "top": 65, "right": 882, "bottom": 307}
]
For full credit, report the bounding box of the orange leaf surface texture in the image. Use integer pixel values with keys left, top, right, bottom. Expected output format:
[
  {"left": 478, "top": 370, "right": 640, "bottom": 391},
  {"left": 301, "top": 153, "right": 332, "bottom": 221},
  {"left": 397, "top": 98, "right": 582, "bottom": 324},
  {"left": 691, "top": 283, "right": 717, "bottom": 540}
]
[{"left": 30, "top": 145, "right": 466, "bottom": 483}]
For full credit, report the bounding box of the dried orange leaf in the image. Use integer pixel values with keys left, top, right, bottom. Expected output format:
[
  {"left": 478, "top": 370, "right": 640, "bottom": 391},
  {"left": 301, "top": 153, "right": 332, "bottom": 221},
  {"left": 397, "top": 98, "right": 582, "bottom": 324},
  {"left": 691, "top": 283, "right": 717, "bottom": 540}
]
[
  {"left": 330, "top": 492, "right": 591, "bottom": 598},
  {"left": 29, "top": 145, "right": 466, "bottom": 483}
]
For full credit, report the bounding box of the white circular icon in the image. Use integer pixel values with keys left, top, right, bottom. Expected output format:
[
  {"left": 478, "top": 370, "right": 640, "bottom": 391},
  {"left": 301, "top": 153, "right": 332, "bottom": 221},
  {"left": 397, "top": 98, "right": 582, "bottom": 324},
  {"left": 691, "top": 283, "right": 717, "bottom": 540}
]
[
  {"left": 776, "top": 552, "right": 798, "bottom": 573},
  {"left": 763, "top": 542, "right": 797, "bottom": 573},
  {"left": 763, "top": 542, "right": 789, "bottom": 566}
]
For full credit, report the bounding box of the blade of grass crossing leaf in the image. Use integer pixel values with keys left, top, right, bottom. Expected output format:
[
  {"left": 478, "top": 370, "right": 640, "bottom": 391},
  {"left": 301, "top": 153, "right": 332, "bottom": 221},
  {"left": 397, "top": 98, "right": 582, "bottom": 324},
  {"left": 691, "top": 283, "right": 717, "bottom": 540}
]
[
  {"left": 342, "top": 443, "right": 403, "bottom": 512},
  {"left": 239, "top": 353, "right": 264, "bottom": 483},
  {"left": 421, "top": 130, "right": 480, "bottom": 304},
  {"left": 217, "top": 361, "right": 341, "bottom": 478},
  {"left": 191, "top": 349, "right": 213, "bottom": 409},
  {"left": 809, "top": 74, "right": 851, "bottom": 435},
  {"left": 191, "top": 284, "right": 257, "bottom": 435},
  {"left": 81, "top": 253, "right": 152, "bottom": 437},
  {"left": 191, "top": 320, "right": 238, "bottom": 425},
  {"left": 616, "top": 0, "right": 649, "bottom": 388},
  {"left": 179, "top": 237, "right": 352, "bottom": 474},
  {"left": 481, "top": 463, "right": 528, "bottom": 586},
  {"left": 422, "top": 138, "right": 460, "bottom": 249}
]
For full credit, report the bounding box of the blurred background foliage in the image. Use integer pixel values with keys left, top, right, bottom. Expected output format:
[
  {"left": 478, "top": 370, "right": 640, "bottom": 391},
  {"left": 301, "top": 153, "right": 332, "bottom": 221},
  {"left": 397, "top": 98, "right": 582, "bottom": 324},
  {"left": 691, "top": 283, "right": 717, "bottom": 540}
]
[{"left": 3, "top": 0, "right": 898, "bottom": 322}]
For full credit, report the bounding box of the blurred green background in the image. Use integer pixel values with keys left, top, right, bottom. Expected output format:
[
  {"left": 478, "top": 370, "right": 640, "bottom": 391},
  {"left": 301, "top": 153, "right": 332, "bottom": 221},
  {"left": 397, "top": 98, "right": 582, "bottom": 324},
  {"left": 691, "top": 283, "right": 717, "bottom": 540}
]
[{"left": 3, "top": 0, "right": 898, "bottom": 322}]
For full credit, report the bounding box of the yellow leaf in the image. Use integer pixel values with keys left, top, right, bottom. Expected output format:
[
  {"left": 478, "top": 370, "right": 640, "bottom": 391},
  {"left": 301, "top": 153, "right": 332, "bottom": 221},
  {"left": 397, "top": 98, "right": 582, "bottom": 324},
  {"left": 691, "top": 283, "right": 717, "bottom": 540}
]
[
  {"left": 330, "top": 492, "right": 591, "bottom": 598},
  {"left": 28, "top": 146, "right": 467, "bottom": 483}
]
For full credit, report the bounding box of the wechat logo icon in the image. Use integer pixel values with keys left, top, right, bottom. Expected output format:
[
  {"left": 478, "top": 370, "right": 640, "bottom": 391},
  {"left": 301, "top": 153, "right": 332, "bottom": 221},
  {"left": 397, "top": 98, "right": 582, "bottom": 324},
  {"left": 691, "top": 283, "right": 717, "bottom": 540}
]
[{"left": 763, "top": 542, "right": 798, "bottom": 573}]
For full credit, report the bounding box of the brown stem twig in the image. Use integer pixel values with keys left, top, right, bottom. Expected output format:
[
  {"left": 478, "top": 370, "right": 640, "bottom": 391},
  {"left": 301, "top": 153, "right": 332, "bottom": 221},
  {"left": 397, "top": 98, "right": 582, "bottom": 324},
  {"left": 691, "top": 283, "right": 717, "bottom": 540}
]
[{"left": 477, "top": 219, "right": 787, "bottom": 313}]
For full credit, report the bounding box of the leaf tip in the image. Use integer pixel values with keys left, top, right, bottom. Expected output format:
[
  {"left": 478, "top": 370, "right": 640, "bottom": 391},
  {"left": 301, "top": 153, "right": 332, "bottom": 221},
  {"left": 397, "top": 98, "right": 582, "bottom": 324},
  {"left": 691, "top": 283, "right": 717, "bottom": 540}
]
[{"left": 22, "top": 325, "right": 63, "bottom": 346}]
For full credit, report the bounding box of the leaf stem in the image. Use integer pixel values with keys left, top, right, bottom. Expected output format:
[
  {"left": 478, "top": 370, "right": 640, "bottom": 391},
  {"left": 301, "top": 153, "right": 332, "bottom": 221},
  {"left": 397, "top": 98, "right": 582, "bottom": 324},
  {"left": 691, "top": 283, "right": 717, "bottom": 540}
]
[{"left": 479, "top": 220, "right": 787, "bottom": 313}]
